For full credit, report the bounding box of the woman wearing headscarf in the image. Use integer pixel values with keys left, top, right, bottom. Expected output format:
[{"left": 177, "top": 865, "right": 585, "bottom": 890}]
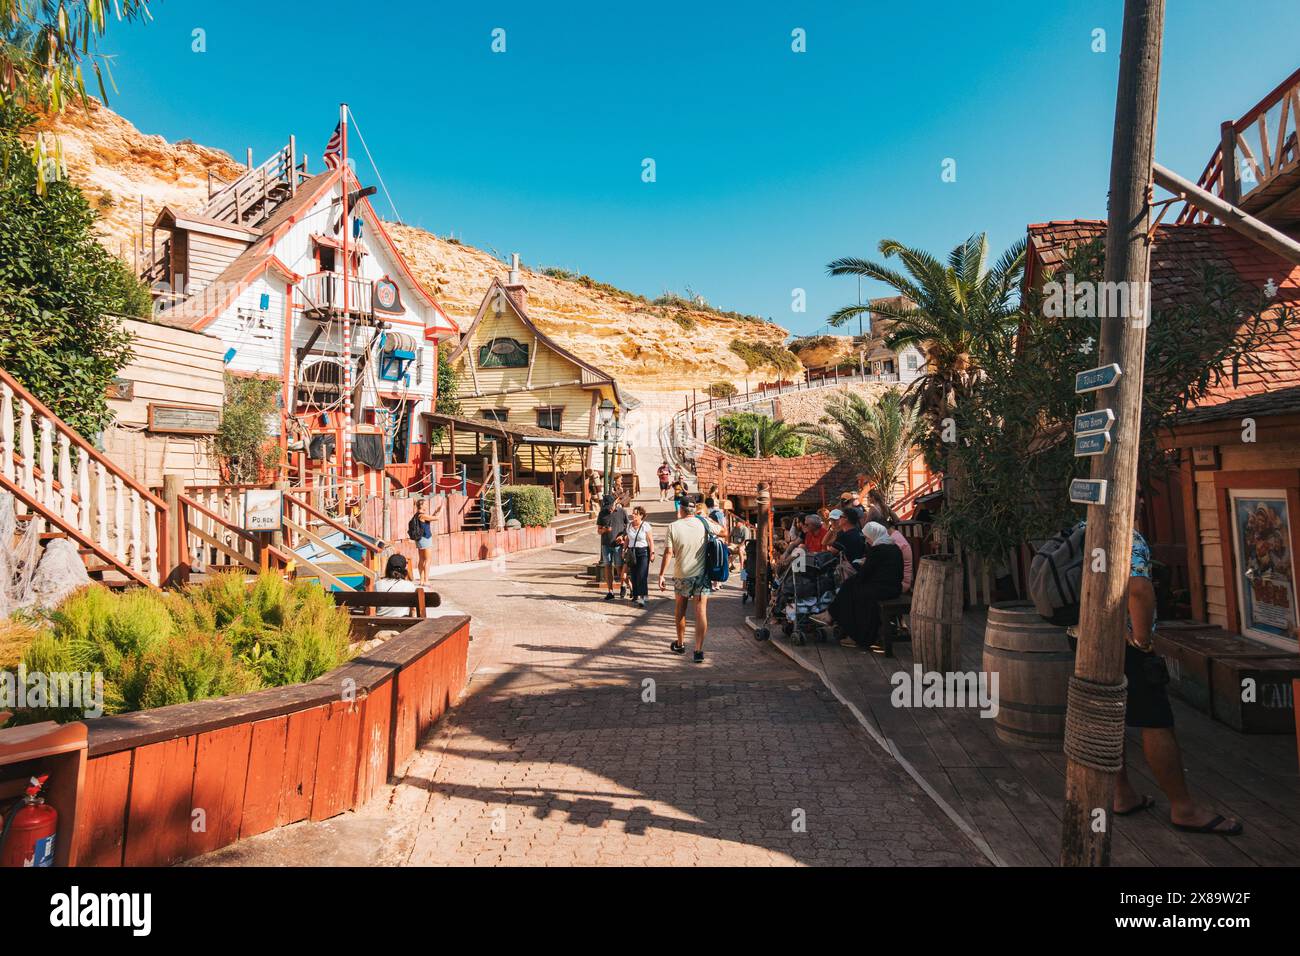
[{"left": 811, "top": 521, "right": 903, "bottom": 650}]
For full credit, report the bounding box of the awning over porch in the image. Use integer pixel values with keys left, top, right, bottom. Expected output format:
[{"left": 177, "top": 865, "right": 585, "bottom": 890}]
[{"left": 422, "top": 412, "right": 595, "bottom": 447}]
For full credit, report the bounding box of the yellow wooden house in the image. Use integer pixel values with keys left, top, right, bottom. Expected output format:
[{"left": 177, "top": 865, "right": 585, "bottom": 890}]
[{"left": 430, "top": 260, "right": 626, "bottom": 502}]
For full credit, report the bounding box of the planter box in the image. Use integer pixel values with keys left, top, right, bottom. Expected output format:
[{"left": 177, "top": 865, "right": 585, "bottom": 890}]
[
  {"left": 1209, "top": 657, "right": 1300, "bottom": 734},
  {"left": 57, "top": 614, "right": 471, "bottom": 867}
]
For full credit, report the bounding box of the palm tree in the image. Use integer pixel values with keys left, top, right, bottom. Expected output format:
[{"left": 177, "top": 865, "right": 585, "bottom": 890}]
[
  {"left": 802, "top": 390, "right": 926, "bottom": 509},
  {"left": 825, "top": 234, "right": 1026, "bottom": 430},
  {"left": 717, "top": 413, "right": 806, "bottom": 459}
]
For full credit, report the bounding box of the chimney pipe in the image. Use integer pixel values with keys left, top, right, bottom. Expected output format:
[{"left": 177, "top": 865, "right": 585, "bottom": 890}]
[{"left": 507, "top": 252, "right": 520, "bottom": 286}]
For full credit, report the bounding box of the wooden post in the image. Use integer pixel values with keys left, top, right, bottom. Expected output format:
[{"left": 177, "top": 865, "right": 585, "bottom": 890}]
[
  {"left": 754, "top": 481, "right": 771, "bottom": 620},
  {"left": 271, "top": 479, "right": 286, "bottom": 551},
  {"left": 1219, "top": 120, "right": 1240, "bottom": 206},
  {"left": 162, "top": 474, "right": 185, "bottom": 578},
  {"left": 1060, "top": 0, "right": 1164, "bottom": 869}
]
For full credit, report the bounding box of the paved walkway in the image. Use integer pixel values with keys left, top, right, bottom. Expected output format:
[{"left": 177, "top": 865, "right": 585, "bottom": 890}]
[{"left": 198, "top": 496, "right": 984, "bottom": 867}]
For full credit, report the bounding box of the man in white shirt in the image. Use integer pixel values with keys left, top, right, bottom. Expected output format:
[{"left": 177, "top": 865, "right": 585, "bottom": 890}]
[{"left": 658, "top": 498, "right": 721, "bottom": 663}]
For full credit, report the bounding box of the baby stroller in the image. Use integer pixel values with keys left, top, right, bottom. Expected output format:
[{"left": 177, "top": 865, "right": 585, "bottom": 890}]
[{"left": 758, "top": 550, "right": 839, "bottom": 645}]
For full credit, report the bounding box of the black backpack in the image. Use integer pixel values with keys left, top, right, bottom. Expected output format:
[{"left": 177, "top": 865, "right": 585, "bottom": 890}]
[
  {"left": 407, "top": 513, "right": 425, "bottom": 541},
  {"left": 697, "top": 516, "right": 730, "bottom": 584}
]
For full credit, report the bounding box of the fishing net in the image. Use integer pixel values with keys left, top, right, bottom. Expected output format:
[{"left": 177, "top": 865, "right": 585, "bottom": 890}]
[{"left": 0, "top": 490, "right": 43, "bottom": 618}]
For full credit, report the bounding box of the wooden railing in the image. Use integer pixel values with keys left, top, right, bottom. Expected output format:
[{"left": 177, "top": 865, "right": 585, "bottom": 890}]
[
  {"left": 1178, "top": 67, "right": 1300, "bottom": 224},
  {"left": 282, "top": 491, "right": 381, "bottom": 586},
  {"left": 0, "top": 366, "right": 168, "bottom": 587},
  {"left": 199, "top": 144, "right": 296, "bottom": 228},
  {"left": 178, "top": 489, "right": 358, "bottom": 595},
  {"left": 296, "top": 271, "right": 374, "bottom": 319}
]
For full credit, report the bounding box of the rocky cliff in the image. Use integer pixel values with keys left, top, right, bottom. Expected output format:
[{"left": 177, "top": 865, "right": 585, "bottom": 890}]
[{"left": 36, "top": 102, "right": 795, "bottom": 391}]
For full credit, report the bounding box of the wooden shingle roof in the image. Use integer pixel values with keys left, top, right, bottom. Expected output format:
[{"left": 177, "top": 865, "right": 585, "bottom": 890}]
[{"left": 1026, "top": 219, "right": 1300, "bottom": 408}]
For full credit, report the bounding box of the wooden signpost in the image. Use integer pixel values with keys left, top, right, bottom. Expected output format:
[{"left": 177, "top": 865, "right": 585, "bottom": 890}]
[
  {"left": 1074, "top": 363, "right": 1122, "bottom": 394},
  {"left": 1060, "top": 0, "right": 1164, "bottom": 868}
]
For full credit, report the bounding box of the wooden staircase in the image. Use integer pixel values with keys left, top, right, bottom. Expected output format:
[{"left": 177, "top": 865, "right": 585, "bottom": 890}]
[
  {"left": 551, "top": 511, "right": 594, "bottom": 543},
  {"left": 142, "top": 140, "right": 312, "bottom": 285},
  {"left": 0, "top": 367, "right": 168, "bottom": 588}
]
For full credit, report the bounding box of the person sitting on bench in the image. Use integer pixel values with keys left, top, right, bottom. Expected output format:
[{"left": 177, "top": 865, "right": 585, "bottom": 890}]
[
  {"left": 811, "top": 521, "right": 903, "bottom": 651},
  {"left": 375, "top": 553, "right": 419, "bottom": 617}
]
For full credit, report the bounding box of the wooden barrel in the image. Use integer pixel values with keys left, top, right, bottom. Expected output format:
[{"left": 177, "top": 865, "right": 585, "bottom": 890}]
[
  {"left": 981, "top": 601, "right": 1075, "bottom": 750},
  {"left": 910, "top": 555, "right": 964, "bottom": 672}
]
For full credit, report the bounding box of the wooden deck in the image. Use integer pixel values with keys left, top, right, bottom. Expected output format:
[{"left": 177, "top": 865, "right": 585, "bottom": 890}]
[{"left": 766, "top": 610, "right": 1300, "bottom": 867}]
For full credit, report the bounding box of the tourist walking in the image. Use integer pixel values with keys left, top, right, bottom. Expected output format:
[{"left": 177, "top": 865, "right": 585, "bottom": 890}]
[
  {"left": 407, "top": 495, "right": 442, "bottom": 584},
  {"left": 658, "top": 498, "right": 722, "bottom": 663},
  {"left": 657, "top": 461, "right": 673, "bottom": 500},
  {"left": 626, "top": 506, "right": 654, "bottom": 607},
  {"left": 597, "top": 493, "right": 629, "bottom": 601}
]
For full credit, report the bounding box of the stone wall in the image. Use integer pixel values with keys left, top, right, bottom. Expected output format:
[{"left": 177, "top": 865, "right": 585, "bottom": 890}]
[{"left": 773, "top": 382, "right": 896, "bottom": 427}]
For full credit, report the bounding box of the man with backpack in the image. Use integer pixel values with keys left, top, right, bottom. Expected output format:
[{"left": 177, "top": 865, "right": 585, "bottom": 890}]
[
  {"left": 658, "top": 497, "right": 726, "bottom": 663},
  {"left": 1029, "top": 503, "right": 1242, "bottom": 836}
]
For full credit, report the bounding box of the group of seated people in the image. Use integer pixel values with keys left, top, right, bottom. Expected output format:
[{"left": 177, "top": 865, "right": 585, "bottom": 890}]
[{"left": 773, "top": 499, "right": 913, "bottom": 652}]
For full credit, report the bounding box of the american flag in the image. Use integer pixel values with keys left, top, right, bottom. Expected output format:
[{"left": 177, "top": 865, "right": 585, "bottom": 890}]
[{"left": 322, "top": 122, "right": 343, "bottom": 169}]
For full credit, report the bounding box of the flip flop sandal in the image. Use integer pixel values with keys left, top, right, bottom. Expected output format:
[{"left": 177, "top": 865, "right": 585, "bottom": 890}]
[
  {"left": 1114, "top": 795, "right": 1156, "bottom": 816},
  {"left": 669, "top": 640, "right": 686, "bottom": 654},
  {"left": 1172, "top": 814, "right": 1243, "bottom": 835}
]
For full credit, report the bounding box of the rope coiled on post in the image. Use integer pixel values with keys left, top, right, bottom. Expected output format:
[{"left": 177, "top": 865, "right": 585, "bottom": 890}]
[{"left": 1063, "top": 675, "right": 1129, "bottom": 772}]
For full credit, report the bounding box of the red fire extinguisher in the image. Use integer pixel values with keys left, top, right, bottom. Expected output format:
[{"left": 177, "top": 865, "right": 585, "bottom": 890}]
[{"left": 0, "top": 775, "right": 58, "bottom": 867}]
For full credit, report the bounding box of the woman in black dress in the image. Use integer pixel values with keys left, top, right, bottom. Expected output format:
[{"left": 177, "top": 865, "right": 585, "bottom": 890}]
[{"left": 812, "top": 522, "right": 903, "bottom": 650}]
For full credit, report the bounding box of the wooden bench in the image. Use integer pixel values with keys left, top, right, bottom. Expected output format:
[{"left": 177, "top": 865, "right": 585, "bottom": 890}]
[
  {"left": 331, "top": 588, "right": 441, "bottom": 618},
  {"left": 878, "top": 593, "right": 912, "bottom": 657}
]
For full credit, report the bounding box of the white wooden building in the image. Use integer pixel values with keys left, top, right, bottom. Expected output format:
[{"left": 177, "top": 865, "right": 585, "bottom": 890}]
[{"left": 143, "top": 141, "right": 458, "bottom": 493}]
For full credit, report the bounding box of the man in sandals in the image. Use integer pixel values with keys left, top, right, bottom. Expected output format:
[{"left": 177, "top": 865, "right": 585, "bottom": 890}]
[
  {"left": 658, "top": 497, "right": 721, "bottom": 664},
  {"left": 1087, "top": 514, "right": 1243, "bottom": 836}
]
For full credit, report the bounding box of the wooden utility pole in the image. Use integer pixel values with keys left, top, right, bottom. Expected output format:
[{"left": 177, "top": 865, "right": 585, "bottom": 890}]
[
  {"left": 1060, "top": 0, "right": 1165, "bottom": 867},
  {"left": 754, "top": 482, "right": 771, "bottom": 620}
]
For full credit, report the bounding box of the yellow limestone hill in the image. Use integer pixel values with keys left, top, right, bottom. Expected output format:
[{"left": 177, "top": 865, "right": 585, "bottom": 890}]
[{"left": 38, "top": 102, "right": 793, "bottom": 391}]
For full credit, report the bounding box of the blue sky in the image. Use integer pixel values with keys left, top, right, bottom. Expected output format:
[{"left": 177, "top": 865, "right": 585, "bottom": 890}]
[{"left": 98, "top": 0, "right": 1300, "bottom": 336}]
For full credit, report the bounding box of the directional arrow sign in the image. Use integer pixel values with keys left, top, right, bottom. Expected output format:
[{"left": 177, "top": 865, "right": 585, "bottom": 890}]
[
  {"left": 1074, "top": 408, "right": 1116, "bottom": 435},
  {"left": 1074, "top": 431, "right": 1112, "bottom": 456},
  {"left": 1069, "top": 478, "right": 1109, "bottom": 506},
  {"left": 1075, "top": 363, "right": 1122, "bottom": 394}
]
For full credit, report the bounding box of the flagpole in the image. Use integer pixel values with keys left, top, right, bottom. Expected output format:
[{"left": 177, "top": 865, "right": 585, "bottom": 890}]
[{"left": 339, "top": 102, "right": 353, "bottom": 507}]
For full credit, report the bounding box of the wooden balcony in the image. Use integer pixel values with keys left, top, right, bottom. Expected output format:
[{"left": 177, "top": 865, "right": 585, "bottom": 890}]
[
  {"left": 1180, "top": 68, "right": 1300, "bottom": 228},
  {"left": 296, "top": 271, "right": 374, "bottom": 321}
]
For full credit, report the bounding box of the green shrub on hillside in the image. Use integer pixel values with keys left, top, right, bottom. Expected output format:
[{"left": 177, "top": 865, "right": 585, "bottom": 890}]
[
  {"left": 728, "top": 339, "right": 801, "bottom": 375},
  {"left": 706, "top": 381, "right": 738, "bottom": 399}
]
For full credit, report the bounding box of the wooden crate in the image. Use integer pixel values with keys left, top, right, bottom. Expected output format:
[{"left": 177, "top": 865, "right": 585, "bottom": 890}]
[
  {"left": 1209, "top": 657, "right": 1300, "bottom": 734},
  {"left": 1152, "top": 624, "right": 1279, "bottom": 715}
]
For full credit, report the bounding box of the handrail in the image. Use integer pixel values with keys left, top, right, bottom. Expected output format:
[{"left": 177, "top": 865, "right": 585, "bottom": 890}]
[
  {"left": 0, "top": 366, "right": 167, "bottom": 510},
  {"left": 0, "top": 471, "right": 153, "bottom": 589},
  {"left": 1177, "top": 68, "right": 1300, "bottom": 224},
  {"left": 179, "top": 492, "right": 268, "bottom": 552},
  {"left": 283, "top": 492, "right": 384, "bottom": 555}
]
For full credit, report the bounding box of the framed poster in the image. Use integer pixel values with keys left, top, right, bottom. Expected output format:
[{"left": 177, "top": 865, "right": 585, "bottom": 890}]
[
  {"left": 243, "top": 489, "right": 283, "bottom": 532},
  {"left": 1227, "top": 489, "right": 1298, "bottom": 648}
]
